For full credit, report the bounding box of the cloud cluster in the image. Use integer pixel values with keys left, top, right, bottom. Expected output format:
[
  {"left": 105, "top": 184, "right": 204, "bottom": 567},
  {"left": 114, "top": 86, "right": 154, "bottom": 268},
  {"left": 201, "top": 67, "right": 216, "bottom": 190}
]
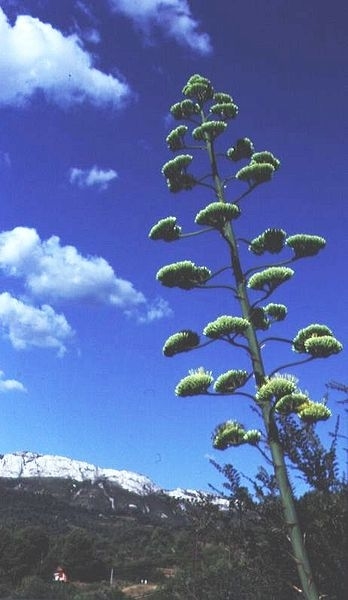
[
  {"left": 0, "top": 292, "right": 73, "bottom": 356},
  {"left": 107, "top": 0, "right": 212, "bottom": 54},
  {"left": 69, "top": 166, "right": 118, "bottom": 190},
  {"left": 0, "top": 227, "right": 171, "bottom": 354},
  {"left": 0, "top": 0, "right": 211, "bottom": 109},
  {"left": 0, "top": 227, "right": 145, "bottom": 306},
  {"left": 0, "top": 7, "right": 130, "bottom": 107},
  {"left": 0, "top": 370, "right": 26, "bottom": 393},
  {"left": 126, "top": 297, "right": 173, "bottom": 324}
]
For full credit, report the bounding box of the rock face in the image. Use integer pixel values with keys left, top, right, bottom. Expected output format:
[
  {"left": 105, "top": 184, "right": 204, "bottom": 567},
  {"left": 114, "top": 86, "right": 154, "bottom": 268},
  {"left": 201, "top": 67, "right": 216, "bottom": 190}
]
[
  {"left": 0, "top": 451, "right": 160, "bottom": 495},
  {"left": 0, "top": 451, "right": 229, "bottom": 512}
]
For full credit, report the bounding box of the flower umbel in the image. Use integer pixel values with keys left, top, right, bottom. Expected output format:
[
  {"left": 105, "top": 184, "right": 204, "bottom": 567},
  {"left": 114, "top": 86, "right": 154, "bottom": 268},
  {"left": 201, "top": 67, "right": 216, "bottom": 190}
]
[
  {"left": 156, "top": 261, "right": 211, "bottom": 290},
  {"left": 175, "top": 367, "right": 213, "bottom": 396}
]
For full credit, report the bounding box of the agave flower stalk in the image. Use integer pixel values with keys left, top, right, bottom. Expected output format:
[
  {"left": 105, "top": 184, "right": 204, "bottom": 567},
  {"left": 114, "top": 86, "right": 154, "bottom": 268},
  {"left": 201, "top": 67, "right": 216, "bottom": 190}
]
[{"left": 149, "top": 74, "right": 343, "bottom": 600}]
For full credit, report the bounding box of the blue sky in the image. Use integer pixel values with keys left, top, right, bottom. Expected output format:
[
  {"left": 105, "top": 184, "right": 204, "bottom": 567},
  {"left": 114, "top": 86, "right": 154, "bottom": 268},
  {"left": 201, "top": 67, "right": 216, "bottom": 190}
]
[{"left": 0, "top": 0, "right": 346, "bottom": 493}]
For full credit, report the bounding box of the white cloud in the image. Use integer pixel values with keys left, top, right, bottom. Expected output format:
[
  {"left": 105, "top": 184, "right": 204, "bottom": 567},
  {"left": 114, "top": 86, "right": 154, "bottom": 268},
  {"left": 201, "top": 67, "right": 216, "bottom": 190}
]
[
  {"left": 69, "top": 166, "right": 118, "bottom": 190},
  {"left": 0, "top": 370, "right": 26, "bottom": 393},
  {"left": 0, "top": 227, "right": 172, "bottom": 340},
  {"left": 0, "top": 292, "right": 73, "bottom": 355},
  {"left": 107, "top": 0, "right": 212, "bottom": 54},
  {"left": 0, "top": 7, "right": 130, "bottom": 107},
  {"left": 126, "top": 297, "right": 173, "bottom": 324},
  {"left": 0, "top": 227, "right": 146, "bottom": 307}
]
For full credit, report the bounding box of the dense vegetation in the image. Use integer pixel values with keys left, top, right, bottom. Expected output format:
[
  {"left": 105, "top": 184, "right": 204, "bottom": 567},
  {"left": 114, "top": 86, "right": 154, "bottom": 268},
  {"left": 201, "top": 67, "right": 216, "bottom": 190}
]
[{"left": 0, "top": 474, "right": 346, "bottom": 599}]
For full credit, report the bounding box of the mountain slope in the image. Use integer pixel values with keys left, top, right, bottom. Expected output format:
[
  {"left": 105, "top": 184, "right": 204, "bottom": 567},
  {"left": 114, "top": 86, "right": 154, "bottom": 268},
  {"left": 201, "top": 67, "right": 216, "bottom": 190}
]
[{"left": 0, "top": 451, "right": 159, "bottom": 495}]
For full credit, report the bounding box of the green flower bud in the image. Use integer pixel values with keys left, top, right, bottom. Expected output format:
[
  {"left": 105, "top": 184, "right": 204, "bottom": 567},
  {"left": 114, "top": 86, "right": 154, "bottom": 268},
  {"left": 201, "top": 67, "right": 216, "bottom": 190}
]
[
  {"left": 248, "top": 236, "right": 264, "bottom": 256},
  {"left": 292, "top": 324, "right": 334, "bottom": 353},
  {"left": 242, "top": 430, "right": 261, "bottom": 445},
  {"left": 162, "top": 155, "right": 196, "bottom": 193},
  {"left": 304, "top": 335, "right": 343, "bottom": 358},
  {"left": 264, "top": 303, "right": 287, "bottom": 321},
  {"left": 156, "top": 261, "right": 211, "bottom": 289},
  {"left": 175, "top": 367, "right": 213, "bottom": 396},
  {"left": 195, "top": 202, "right": 240, "bottom": 228},
  {"left": 170, "top": 100, "right": 200, "bottom": 120},
  {"left": 251, "top": 151, "right": 280, "bottom": 170},
  {"left": 236, "top": 163, "right": 276, "bottom": 185},
  {"left": 192, "top": 121, "right": 227, "bottom": 141},
  {"left": 203, "top": 315, "right": 250, "bottom": 339},
  {"left": 149, "top": 217, "right": 181, "bottom": 242},
  {"left": 213, "top": 92, "right": 234, "bottom": 104},
  {"left": 210, "top": 102, "right": 238, "bottom": 119},
  {"left": 163, "top": 330, "right": 200, "bottom": 357},
  {"left": 214, "top": 369, "right": 249, "bottom": 393},
  {"left": 226, "top": 138, "right": 254, "bottom": 161},
  {"left": 249, "top": 228, "right": 287, "bottom": 255},
  {"left": 257, "top": 375, "right": 298, "bottom": 403},
  {"left": 182, "top": 74, "right": 214, "bottom": 102},
  {"left": 166, "top": 125, "right": 188, "bottom": 151},
  {"left": 286, "top": 234, "right": 326, "bottom": 258},
  {"left": 212, "top": 420, "right": 247, "bottom": 449},
  {"left": 275, "top": 393, "right": 310, "bottom": 415},
  {"left": 298, "top": 402, "right": 332, "bottom": 423},
  {"left": 247, "top": 267, "right": 294, "bottom": 292},
  {"left": 161, "top": 154, "right": 193, "bottom": 177}
]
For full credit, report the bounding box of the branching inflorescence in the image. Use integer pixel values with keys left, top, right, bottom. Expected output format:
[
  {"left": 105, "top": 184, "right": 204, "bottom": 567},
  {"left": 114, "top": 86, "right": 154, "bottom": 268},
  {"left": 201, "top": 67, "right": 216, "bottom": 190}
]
[{"left": 149, "top": 74, "right": 342, "bottom": 600}]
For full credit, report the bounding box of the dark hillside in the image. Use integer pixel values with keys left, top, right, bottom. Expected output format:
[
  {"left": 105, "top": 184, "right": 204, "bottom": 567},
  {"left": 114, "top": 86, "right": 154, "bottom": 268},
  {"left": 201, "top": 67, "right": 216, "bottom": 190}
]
[{"left": 0, "top": 477, "right": 346, "bottom": 599}]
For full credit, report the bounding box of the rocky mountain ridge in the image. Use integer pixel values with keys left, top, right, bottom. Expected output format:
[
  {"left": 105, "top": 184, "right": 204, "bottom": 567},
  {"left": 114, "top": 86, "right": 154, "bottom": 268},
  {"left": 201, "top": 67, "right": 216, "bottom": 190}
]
[
  {"left": 0, "top": 451, "right": 228, "bottom": 507},
  {"left": 0, "top": 451, "right": 229, "bottom": 531},
  {"left": 0, "top": 451, "right": 159, "bottom": 495}
]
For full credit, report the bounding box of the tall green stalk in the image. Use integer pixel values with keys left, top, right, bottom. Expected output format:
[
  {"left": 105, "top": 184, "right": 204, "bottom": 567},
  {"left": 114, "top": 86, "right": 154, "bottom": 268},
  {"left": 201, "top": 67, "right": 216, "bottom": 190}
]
[{"left": 150, "top": 75, "right": 343, "bottom": 599}]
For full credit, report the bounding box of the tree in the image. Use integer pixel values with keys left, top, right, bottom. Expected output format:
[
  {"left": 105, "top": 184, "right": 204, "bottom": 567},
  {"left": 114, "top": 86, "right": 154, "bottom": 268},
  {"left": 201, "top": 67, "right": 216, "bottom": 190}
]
[
  {"left": 149, "top": 74, "right": 343, "bottom": 599},
  {"left": 2, "top": 526, "right": 49, "bottom": 584},
  {"left": 58, "top": 528, "right": 106, "bottom": 582}
]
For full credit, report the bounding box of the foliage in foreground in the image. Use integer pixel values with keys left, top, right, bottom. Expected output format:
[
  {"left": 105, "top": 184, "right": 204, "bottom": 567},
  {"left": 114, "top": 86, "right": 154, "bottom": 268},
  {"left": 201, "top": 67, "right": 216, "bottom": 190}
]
[
  {"left": 153, "top": 489, "right": 347, "bottom": 600},
  {"left": 0, "top": 480, "right": 346, "bottom": 599}
]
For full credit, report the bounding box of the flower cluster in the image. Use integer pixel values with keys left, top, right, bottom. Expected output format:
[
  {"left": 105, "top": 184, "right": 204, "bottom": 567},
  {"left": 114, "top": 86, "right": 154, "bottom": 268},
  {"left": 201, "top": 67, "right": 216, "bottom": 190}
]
[
  {"left": 257, "top": 375, "right": 332, "bottom": 423},
  {"left": 212, "top": 421, "right": 261, "bottom": 450},
  {"left": 211, "top": 91, "right": 238, "bottom": 120},
  {"left": 182, "top": 74, "right": 214, "bottom": 103},
  {"left": 293, "top": 324, "right": 343, "bottom": 358},
  {"left": 192, "top": 121, "right": 227, "bottom": 141},
  {"left": 166, "top": 125, "right": 188, "bottom": 151},
  {"left": 257, "top": 375, "right": 298, "bottom": 403},
  {"left": 170, "top": 99, "right": 200, "bottom": 120},
  {"left": 162, "top": 330, "right": 200, "bottom": 357},
  {"left": 227, "top": 138, "right": 254, "bottom": 161},
  {"left": 214, "top": 370, "right": 249, "bottom": 393},
  {"left": 195, "top": 202, "right": 240, "bottom": 228},
  {"left": 248, "top": 267, "right": 294, "bottom": 293},
  {"left": 264, "top": 303, "right": 287, "bottom": 321},
  {"left": 203, "top": 315, "right": 250, "bottom": 339},
  {"left": 236, "top": 151, "right": 280, "bottom": 186},
  {"left": 148, "top": 216, "right": 181, "bottom": 242},
  {"left": 249, "top": 228, "right": 287, "bottom": 255},
  {"left": 156, "top": 261, "right": 211, "bottom": 289},
  {"left": 210, "top": 102, "right": 238, "bottom": 119},
  {"left": 161, "top": 154, "right": 196, "bottom": 192},
  {"left": 175, "top": 367, "right": 213, "bottom": 396},
  {"left": 286, "top": 234, "right": 326, "bottom": 258}
]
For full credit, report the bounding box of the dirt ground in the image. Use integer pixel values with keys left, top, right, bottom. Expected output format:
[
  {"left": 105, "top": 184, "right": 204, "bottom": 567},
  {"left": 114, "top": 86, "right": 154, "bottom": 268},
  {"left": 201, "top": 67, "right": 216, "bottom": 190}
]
[{"left": 121, "top": 582, "right": 158, "bottom": 598}]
